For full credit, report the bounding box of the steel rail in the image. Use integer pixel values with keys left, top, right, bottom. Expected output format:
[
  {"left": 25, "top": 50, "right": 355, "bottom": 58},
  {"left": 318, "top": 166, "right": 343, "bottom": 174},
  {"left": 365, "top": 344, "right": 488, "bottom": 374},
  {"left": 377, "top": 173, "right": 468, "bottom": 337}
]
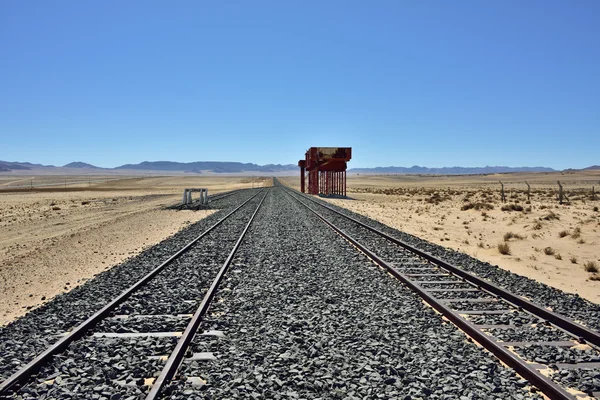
[
  {"left": 283, "top": 189, "right": 575, "bottom": 400},
  {"left": 0, "top": 189, "right": 265, "bottom": 395},
  {"left": 282, "top": 185, "right": 600, "bottom": 348},
  {"left": 146, "top": 188, "right": 270, "bottom": 399}
]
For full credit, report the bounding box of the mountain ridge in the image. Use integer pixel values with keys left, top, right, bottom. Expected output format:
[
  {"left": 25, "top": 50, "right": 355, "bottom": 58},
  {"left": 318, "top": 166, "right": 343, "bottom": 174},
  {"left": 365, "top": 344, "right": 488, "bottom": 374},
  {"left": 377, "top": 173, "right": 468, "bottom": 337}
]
[
  {"left": 1, "top": 160, "right": 597, "bottom": 175},
  {"left": 348, "top": 165, "right": 556, "bottom": 174}
]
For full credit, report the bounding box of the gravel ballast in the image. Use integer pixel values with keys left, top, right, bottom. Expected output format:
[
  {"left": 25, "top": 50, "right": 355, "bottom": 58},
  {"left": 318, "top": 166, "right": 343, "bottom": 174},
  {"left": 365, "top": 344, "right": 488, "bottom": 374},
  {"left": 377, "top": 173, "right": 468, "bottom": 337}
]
[
  {"left": 301, "top": 188, "right": 600, "bottom": 332},
  {"left": 2, "top": 184, "right": 599, "bottom": 398},
  {"left": 0, "top": 189, "right": 262, "bottom": 382},
  {"left": 162, "top": 187, "right": 542, "bottom": 399}
]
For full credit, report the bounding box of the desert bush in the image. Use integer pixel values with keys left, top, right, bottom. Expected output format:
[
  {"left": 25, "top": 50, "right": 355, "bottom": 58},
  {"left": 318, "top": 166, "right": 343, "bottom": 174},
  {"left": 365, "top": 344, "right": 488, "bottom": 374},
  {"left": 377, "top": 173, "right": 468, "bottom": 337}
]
[
  {"left": 52, "top": 206, "right": 61, "bottom": 211},
  {"left": 558, "top": 230, "right": 569, "bottom": 238},
  {"left": 543, "top": 247, "right": 555, "bottom": 256},
  {"left": 570, "top": 256, "right": 578, "bottom": 264},
  {"left": 503, "top": 232, "right": 525, "bottom": 241},
  {"left": 426, "top": 192, "right": 451, "bottom": 205},
  {"left": 555, "top": 253, "right": 562, "bottom": 260},
  {"left": 497, "top": 242, "right": 511, "bottom": 255},
  {"left": 577, "top": 238, "right": 586, "bottom": 244},
  {"left": 542, "top": 211, "right": 560, "bottom": 221},
  {"left": 461, "top": 202, "right": 494, "bottom": 211},
  {"left": 501, "top": 204, "right": 524, "bottom": 212},
  {"left": 533, "top": 222, "right": 543, "bottom": 230},
  {"left": 571, "top": 227, "right": 581, "bottom": 239},
  {"left": 591, "top": 275, "right": 600, "bottom": 281},
  {"left": 594, "top": 206, "right": 599, "bottom": 212},
  {"left": 81, "top": 201, "right": 90, "bottom": 205},
  {"left": 584, "top": 261, "right": 598, "bottom": 273}
]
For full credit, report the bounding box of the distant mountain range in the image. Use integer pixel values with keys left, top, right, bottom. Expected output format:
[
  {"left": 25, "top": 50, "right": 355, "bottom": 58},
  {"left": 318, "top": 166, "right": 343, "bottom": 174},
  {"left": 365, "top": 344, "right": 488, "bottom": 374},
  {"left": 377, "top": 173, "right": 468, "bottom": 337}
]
[
  {"left": 348, "top": 165, "right": 556, "bottom": 174},
  {"left": 1, "top": 159, "right": 598, "bottom": 175},
  {"left": 0, "top": 160, "right": 297, "bottom": 174},
  {"left": 114, "top": 161, "right": 297, "bottom": 173}
]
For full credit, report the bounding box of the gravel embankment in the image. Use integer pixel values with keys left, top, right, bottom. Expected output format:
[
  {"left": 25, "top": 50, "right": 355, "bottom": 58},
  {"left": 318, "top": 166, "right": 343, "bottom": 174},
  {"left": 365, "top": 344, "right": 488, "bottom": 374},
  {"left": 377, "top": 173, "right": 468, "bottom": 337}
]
[
  {"left": 0, "top": 189, "right": 263, "bottom": 384},
  {"left": 282, "top": 187, "right": 600, "bottom": 395},
  {"left": 163, "top": 187, "right": 542, "bottom": 399},
  {"left": 299, "top": 187, "right": 600, "bottom": 332}
]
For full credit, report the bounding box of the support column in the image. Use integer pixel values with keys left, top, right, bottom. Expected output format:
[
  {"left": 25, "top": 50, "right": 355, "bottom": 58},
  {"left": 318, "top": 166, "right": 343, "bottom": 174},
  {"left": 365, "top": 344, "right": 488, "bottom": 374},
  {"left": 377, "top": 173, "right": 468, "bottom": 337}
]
[
  {"left": 300, "top": 166, "right": 305, "bottom": 193},
  {"left": 183, "top": 189, "right": 188, "bottom": 204}
]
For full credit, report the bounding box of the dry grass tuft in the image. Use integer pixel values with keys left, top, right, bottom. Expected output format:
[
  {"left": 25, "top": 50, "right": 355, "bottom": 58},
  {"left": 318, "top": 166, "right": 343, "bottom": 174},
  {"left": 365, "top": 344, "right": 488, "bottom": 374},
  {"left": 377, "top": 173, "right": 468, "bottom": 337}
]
[
  {"left": 584, "top": 261, "right": 598, "bottom": 273},
  {"left": 543, "top": 247, "right": 555, "bottom": 256},
  {"left": 558, "top": 230, "right": 569, "bottom": 238},
  {"left": 497, "top": 242, "right": 511, "bottom": 255},
  {"left": 461, "top": 202, "right": 494, "bottom": 211},
  {"left": 501, "top": 204, "right": 524, "bottom": 212},
  {"left": 570, "top": 256, "right": 578, "bottom": 264},
  {"left": 503, "top": 232, "right": 526, "bottom": 241},
  {"left": 542, "top": 211, "right": 560, "bottom": 221}
]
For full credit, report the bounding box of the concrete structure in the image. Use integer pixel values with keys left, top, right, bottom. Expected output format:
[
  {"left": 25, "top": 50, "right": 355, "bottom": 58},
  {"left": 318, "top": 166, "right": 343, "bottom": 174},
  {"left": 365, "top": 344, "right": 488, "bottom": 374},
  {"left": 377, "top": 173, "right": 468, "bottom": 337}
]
[
  {"left": 182, "top": 188, "right": 208, "bottom": 205},
  {"left": 298, "top": 147, "right": 352, "bottom": 196}
]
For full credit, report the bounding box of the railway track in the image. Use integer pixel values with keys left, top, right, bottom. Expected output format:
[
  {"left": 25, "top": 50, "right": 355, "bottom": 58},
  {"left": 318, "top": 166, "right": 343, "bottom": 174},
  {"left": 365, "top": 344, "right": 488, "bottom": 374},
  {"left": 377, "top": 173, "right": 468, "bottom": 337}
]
[
  {"left": 0, "top": 188, "right": 269, "bottom": 399},
  {"left": 279, "top": 181, "right": 600, "bottom": 399}
]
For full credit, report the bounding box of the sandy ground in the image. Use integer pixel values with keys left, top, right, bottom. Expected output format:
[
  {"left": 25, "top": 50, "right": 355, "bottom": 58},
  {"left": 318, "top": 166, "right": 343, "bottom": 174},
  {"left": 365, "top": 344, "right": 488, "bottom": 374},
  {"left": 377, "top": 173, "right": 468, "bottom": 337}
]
[
  {"left": 281, "top": 171, "right": 600, "bottom": 303},
  {"left": 0, "top": 176, "right": 270, "bottom": 325}
]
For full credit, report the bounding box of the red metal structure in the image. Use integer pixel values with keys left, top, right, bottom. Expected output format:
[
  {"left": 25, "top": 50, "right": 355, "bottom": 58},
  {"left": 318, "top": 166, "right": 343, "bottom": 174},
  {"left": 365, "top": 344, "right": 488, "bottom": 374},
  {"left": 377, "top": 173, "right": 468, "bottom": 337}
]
[{"left": 298, "top": 147, "right": 352, "bottom": 196}]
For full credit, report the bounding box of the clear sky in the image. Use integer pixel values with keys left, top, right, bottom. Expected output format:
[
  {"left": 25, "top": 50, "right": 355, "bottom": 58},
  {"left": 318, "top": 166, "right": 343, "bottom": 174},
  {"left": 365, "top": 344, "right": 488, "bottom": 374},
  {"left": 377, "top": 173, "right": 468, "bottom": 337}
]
[{"left": 1, "top": 1, "right": 598, "bottom": 169}]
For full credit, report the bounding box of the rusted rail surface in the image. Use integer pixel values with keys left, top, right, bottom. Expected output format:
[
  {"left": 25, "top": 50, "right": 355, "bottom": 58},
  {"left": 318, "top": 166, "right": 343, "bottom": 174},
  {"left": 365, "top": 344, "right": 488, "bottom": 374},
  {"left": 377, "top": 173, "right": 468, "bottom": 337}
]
[
  {"left": 0, "top": 190, "right": 265, "bottom": 395},
  {"left": 281, "top": 183, "right": 600, "bottom": 400}
]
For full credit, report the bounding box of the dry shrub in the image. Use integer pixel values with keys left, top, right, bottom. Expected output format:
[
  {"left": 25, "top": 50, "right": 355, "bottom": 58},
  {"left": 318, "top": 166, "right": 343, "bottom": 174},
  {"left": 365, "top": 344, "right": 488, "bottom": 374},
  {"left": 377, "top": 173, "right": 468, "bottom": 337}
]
[
  {"left": 542, "top": 211, "right": 560, "bottom": 221},
  {"left": 571, "top": 227, "right": 581, "bottom": 239},
  {"left": 503, "top": 232, "right": 525, "bottom": 241},
  {"left": 543, "top": 247, "right": 555, "bottom": 256},
  {"left": 533, "top": 222, "right": 543, "bottom": 230},
  {"left": 594, "top": 206, "right": 599, "bottom": 212},
  {"left": 461, "top": 202, "right": 494, "bottom": 211},
  {"left": 554, "top": 253, "right": 562, "bottom": 260},
  {"left": 558, "top": 230, "right": 569, "bottom": 238},
  {"left": 501, "top": 204, "right": 524, "bottom": 212},
  {"left": 497, "top": 242, "right": 511, "bottom": 255},
  {"left": 570, "top": 256, "right": 578, "bottom": 264},
  {"left": 584, "top": 261, "right": 598, "bottom": 273}
]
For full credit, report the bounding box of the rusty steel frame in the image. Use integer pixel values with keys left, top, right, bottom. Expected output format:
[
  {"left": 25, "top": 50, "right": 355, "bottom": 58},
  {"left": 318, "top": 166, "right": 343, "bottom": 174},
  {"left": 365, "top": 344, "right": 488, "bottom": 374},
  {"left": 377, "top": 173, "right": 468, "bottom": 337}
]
[
  {"left": 146, "top": 189, "right": 269, "bottom": 399},
  {"left": 282, "top": 186, "right": 594, "bottom": 400},
  {"left": 0, "top": 190, "right": 265, "bottom": 396}
]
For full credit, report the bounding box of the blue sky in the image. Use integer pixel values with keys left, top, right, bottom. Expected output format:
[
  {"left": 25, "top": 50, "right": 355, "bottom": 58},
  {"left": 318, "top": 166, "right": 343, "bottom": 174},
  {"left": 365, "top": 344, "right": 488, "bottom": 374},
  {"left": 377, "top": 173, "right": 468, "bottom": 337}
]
[{"left": 1, "top": 1, "right": 598, "bottom": 169}]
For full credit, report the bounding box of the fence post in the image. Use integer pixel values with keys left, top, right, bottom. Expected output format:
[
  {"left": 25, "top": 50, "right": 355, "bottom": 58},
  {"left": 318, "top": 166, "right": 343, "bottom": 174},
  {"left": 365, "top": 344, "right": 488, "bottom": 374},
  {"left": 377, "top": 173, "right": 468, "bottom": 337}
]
[
  {"left": 525, "top": 181, "right": 531, "bottom": 201},
  {"left": 499, "top": 181, "right": 506, "bottom": 202},
  {"left": 557, "top": 181, "right": 566, "bottom": 205},
  {"left": 593, "top": 186, "right": 596, "bottom": 201}
]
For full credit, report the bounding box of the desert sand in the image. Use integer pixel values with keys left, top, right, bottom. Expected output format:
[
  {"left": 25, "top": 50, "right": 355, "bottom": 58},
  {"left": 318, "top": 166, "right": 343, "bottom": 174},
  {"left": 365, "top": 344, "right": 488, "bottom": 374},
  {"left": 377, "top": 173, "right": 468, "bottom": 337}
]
[
  {"left": 0, "top": 176, "right": 270, "bottom": 325},
  {"left": 282, "top": 171, "right": 600, "bottom": 303}
]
